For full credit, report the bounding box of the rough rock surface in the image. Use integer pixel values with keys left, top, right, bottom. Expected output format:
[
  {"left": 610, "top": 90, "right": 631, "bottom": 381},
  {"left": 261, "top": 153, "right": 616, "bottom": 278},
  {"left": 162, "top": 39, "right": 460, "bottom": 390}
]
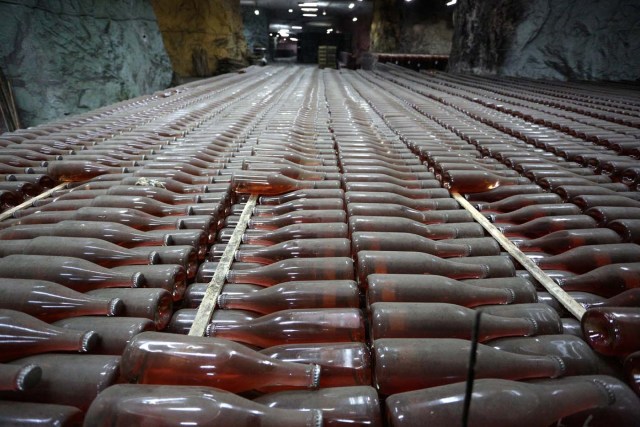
[
  {"left": 0, "top": 0, "right": 172, "bottom": 128},
  {"left": 449, "top": 0, "right": 640, "bottom": 81},
  {"left": 151, "top": 0, "right": 248, "bottom": 78}
]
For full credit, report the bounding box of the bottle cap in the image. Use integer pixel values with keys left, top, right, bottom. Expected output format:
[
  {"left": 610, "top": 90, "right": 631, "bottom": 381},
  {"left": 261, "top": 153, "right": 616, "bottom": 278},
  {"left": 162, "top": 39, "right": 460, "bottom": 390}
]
[
  {"left": 15, "top": 364, "right": 42, "bottom": 391},
  {"left": 108, "top": 298, "right": 125, "bottom": 316},
  {"left": 81, "top": 330, "right": 100, "bottom": 352}
]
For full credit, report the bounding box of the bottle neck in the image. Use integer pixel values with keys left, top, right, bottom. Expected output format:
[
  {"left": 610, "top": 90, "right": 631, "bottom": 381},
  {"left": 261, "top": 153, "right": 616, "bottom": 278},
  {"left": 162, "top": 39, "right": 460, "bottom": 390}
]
[
  {"left": 479, "top": 314, "right": 538, "bottom": 342},
  {"left": 259, "top": 407, "right": 323, "bottom": 427}
]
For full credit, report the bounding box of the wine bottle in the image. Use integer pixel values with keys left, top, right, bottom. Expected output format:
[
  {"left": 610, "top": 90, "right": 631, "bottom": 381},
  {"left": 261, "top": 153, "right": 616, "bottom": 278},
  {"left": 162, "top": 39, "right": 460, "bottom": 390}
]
[
  {"left": 347, "top": 203, "right": 474, "bottom": 224},
  {"left": 166, "top": 308, "right": 261, "bottom": 335},
  {"left": 473, "top": 193, "right": 564, "bottom": 212},
  {"left": 513, "top": 228, "right": 623, "bottom": 254},
  {"left": 369, "top": 302, "right": 550, "bottom": 341},
  {"left": 252, "top": 198, "right": 344, "bottom": 216},
  {"left": 83, "top": 384, "right": 322, "bottom": 427},
  {"left": 120, "top": 332, "right": 321, "bottom": 393},
  {"left": 442, "top": 170, "right": 530, "bottom": 194},
  {"left": 351, "top": 232, "right": 471, "bottom": 258},
  {"left": 40, "top": 161, "right": 127, "bottom": 182},
  {"left": 366, "top": 274, "right": 537, "bottom": 306},
  {"left": 498, "top": 215, "right": 598, "bottom": 238},
  {"left": 0, "top": 401, "right": 83, "bottom": 426},
  {"left": 555, "top": 263, "right": 640, "bottom": 297},
  {"left": 582, "top": 307, "right": 640, "bottom": 356},
  {"left": 218, "top": 280, "right": 359, "bottom": 314},
  {"left": 572, "top": 195, "right": 640, "bottom": 210},
  {"left": 385, "top": 376, "right": 640, "bottom": 426},
  {"left": 0, "top": 278, "right": 122, "bottom": 322},
  {"left": 240, "top": 223, "right": 349, "bottom": 245},
  {"left": 258, "top": 342, "right": 371, "bottom": 388},
  {"left": 487, "top": 203, "right": 582, "bottom": 224},
  {"left": 535, "top": 243, "right": 640, "bottom": 274},
  {"left": 342, "top": 173, "right": 440, "bottom": 189},
  {"left": 585, "top": 206, "right": 640, "bottom": 227},
  {"left": 0, "top": 255, "right": 144, "bottom": 291},
  {"left": 231, "top": 238, "right": 351, "bottom": 264},
  {"left": 623, "top": 351, "right": 640, "bottom": 396},
  {"left": 348, "top": 216, "right": 485, "bottom": 239},
  {"left": 258, "top": 189, "right": 345, "bottom": 205},
  {"left": 0, "top": 362, "right": 41, "bottom": 391},
  {"left": 183, "top": 283, "right": 263, "bottom": 308},
  {"left": 608, "top": 219, "right": 640, "bottom": 244},
  {"left": 226, "top": 257, "right": 355, "bottom": 286},
  {"left": 247, "top": 210, "right": 347, "bottom": 230},
  {"left": 231, "top": 172, "right": 337, "bottom": 195},
  {"left": 111, "top": 264, "right": 186, "bottom": 301},
  {"left": 464, "top": 184, "right": 544, "bottom": 203},
  {"left": 253, "top": 386, "right": 382, "bottom": 427},
  {"left": 373, "top": 338, "right": 565, "bottom": 394},
  {"left": 345, "top": 191, "right": 459, "bottom": 211},
  {"left": 208, "top": 308, "right": 365, "bottom": 348},
  {"left": 85, "top": 288, "right": 173, "bottom": 330},
  {"left": 585, "top": 288, "right": 640, "bottom": 308}
]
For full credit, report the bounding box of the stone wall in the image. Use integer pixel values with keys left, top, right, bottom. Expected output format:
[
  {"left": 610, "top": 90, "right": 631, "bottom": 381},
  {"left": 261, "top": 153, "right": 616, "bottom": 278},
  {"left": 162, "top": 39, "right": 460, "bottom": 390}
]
[
  {"left": 151, "top": 0, "right": 249, "bottom": 78},
  {"left": 449, "top": 0, "right": 640, "bottom": 81},
  {"left": 0, "top": 0, "right": 172, "bottom": 129}
]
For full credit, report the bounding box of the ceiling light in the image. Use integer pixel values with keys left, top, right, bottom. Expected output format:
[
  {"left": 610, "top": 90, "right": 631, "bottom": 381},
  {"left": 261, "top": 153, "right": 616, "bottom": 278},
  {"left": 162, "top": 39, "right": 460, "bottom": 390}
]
[
  {"left": 301, "top": 7, "right": 318, "bottom": 11},
  {"left": 288, "top": 8, "right": 293, "bottom": 12},
  {"left": 446, "top": 0, "right": 457, "bottom": 4},
  {"left": 352, "top": 17, "right": 358, "bottom": 21},
  {"left": 290, "top": 37, "right": 299, "bottom": 41},
  {"left": 348, "top": 3, "right": 355, "bottom": 8},
  {"left": 292, "top": 25, "right": 303, "bottom": 29},
  {"left": 303, "top": 13, "right": 317, "bottom": 16},
  {"left": 298, "top": 2, "right": 319, "bottom": 6},
  {"left": 254, "top": 9, "right": 259, "bottom": 15},
  {"left": 322, "top": 9, "right": 326, "bottom": 15}
]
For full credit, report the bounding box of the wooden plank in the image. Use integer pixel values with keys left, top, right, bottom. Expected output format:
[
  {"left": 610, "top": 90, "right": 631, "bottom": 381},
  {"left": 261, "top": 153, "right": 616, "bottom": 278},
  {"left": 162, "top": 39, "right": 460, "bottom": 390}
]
[
  {"left": 188, "top": 194, "right": 259, "bottom": 336},
  {"left": 452, "top": 192, "right": 586, "bottom": 320},
  {"left": 0, "top": 182, "right": 68, "bottom": 222}
]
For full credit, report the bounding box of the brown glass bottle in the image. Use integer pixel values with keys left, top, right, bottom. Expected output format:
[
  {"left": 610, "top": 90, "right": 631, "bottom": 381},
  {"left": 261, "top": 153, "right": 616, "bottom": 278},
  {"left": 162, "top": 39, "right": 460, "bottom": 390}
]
[
  {"left": 373, "top": 338, "right": 565, "bottom": 394},
  {"left": 608, "top": 219, "right": 640, "bottom": 244},
  {"left": 488, "top": 203, "right": 582, "bottom": 224},
  {"left": 231, "top": 238, "right": 350, "bottom": 264},
  {"left": 258, "top": 342, "right": 371, "bottom": 389},
  {"left": 623, "top": 351, "right": 640, "bottom": 395},
  {"left": 351, "top": 231, "right": 471, "bottom": 258},
  {"left": 247, "top": 210, "right": 347, "bottom": 230},
  {"left": 513, "top": 228, "right": 623, "bottom": 254},
  {"left": 343, "top": 181, "right": 450, "bottom": 199},
  {"left": 0, "top": 309, "right": 98, "bottom": 362},
  {"left": 347, "top": 203, "right": 473, "bottom": 224},
  {"left": 40, "top": 161, "right": 127, "bottom": 182},
  {"left": 572, "top": 195, "right": 640, "bottom": 210},
  {"left": 342, "top": 173, "right": 440, "bottom": 189},
  {"left": 555, "top": 262, "right": 640, "bottom": 297},
  {"left": 111, "top": 264, "right": 186, "bottom": 301},
  {"left": 442, "top": 170, "right": 530, "bottom": 194},
  {"left": 120, "top": 332, "right": 321, "bottom": 393},
  {"left": 252, "top": 198, "right": 344, "bottom": 216},
  {"left": 226, "top": 257, "right": 354, "bottom": 286},
  {"left": 348, "top": 216, "right": 484, "bottom": 240},
  {"left": 582, "top": 307, "right": 640, "bottom": 356},
  {"left": 369, "top": 302, "right": 544, "bottom": 341},
  {"left": 0, "top": 401, "right": 83, "bottom": 426},
  {"left": 218, "top": 280, "right": 359, "bottom": 314},
  {"left": 535, "top": 243, "right": 640, "bottom": 274},
  {"left": 0, "top": 278, "right": 122, "bottom": 322},
  {"left": 366, "top": 274, "right": 536, "bottom": 307},
  {"left": 232, "top": 172, "right": 337, "bottom": 195},
  {"left": 258, "top": 189, "right": 345, "bottom": 205},
  {"left": 0, "top": 362, "right": 42, "bottom": 391},
  {"left": 498, "top": 215, "right": 598, "bottom": 238},
  {"left": 239, "top": 223, "right": 348, "bottom": 245},
  {"left": 464, "top": 184, "right": 544, "bottom": 203},
  {"left": 208, "top": 308, "right": 365, "bottom": 348},
  {"left": 345, "top": 191, "right": 459, "bottom": 210},
  {"left": 86, "top": 288, "right": 173, "bottom": 330}
]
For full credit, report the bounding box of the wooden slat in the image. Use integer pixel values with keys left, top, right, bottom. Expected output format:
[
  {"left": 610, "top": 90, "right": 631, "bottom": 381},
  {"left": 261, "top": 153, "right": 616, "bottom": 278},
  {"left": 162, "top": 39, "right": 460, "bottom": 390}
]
[
  {"left": 0, "top": 182, "right": 68, "bottom": 222},
  {"left": 452, "top": 192, "right": 586, "bottom": 320},
  {"left": 188, "top": 194, "right": 259, "bottom": 336}
]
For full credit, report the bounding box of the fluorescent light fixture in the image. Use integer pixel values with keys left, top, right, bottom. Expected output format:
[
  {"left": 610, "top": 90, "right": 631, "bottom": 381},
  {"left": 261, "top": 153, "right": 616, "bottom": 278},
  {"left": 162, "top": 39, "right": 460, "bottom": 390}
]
[
  {"left": 352, "top": 17, "right": 358, "bottom": 21},
  {"left": 298, "top": 2, "right": 319, "bottom": 6},
  {"left": 301, "top": 7, "right": 318, "bottom": 11},
  {"left": 290, "top": 37, "right": 299, "bottom": 41},
  {"left": 348, "top": 3, "right": 355, "bottom": 8},
  {"left": 446, "top": 0, "right": 457, "bottom": 4},
  {"left": 322, "top": 9, "right": 326, "bottom": 15},
  {"left": 292, "top": 25, "right": 303, "bottom": 29},
  {"left": 303, "top": 13, "right": 317, "bottom": 17},
  {"left": 278, "top": 29, "right": 290, "bottom": 36},
  {"left": 288, "top": 8, "right": 293, "bottom": 12},
  {"left": 254, "top": 9, "right": 259, "bottom": 14}
]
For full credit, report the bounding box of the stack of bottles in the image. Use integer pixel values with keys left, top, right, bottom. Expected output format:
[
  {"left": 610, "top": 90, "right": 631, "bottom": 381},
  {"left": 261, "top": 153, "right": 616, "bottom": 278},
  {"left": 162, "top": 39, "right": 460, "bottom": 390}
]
[{"left": 0, "top": 64, "right": 639, "bottom": 426}]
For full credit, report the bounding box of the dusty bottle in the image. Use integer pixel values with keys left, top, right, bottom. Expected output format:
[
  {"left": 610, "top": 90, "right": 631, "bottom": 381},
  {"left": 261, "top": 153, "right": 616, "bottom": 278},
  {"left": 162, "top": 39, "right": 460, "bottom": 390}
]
[
  {"left": 585, "top": 206, "right": 640, "bottom": 226},
  {"left": 442, "top": 170, "right": 530, "bottom": 194},
  {"left": 252, "top": 198, "right": 344, "bottom": 216},
  {"left": 244, "top": 162, "right": 337, "bottom": 181},
  {"left": 38, "top": 161, "right": 127, "bottom": 182},
  {"left": 258, "top": 189, "right": 345, "bottom": 205},
  {"left": 240, "top": 223, "right": 349, "bottom": 245},
  {"left": 464, "top": 184, "right": 544, "bottom": 202},
  {"left": 165, "top": 308, "right": 260, "bottom": 335},
  {"left": 247, "top": 210, "right": 347, "bottom": 230},
  {"left": 584, "top": 288, "right": 640, "bottom": 308},
  {"left": 513, "top": 228, "right": 623, "bottom": 254},
  {"left": 343, "top": 181, "right": 450, "bottom": 199},
  {"left": 0, "top": 401, "right": 82, "bottom": 427},
  {"left": 342, "top": 174, "right": 440, "bottom": 189},
  {"left": 0, "top": 278, "right": 122, "bottom": 322},
  {"left": 349, "top": 216, "right": 484, "bottom": 240},
  {"left": 351, "top": 231, "right": 471, "bottom": 258},
  {"left": 608, "top": 219, "right": 640, "bottom": 244},
  {"left": 582, "top": 307, "right": 640, "bottom": 356},
  {"left": 253, "top": 386, "right": 382, "bottom": 427},
  {"left": 258, "top": 342, "right": 371, "bottom": 389},
  {"left": 0, "top": 362, "right": 41, "bottom": 391},
  {"left": 0, "top": 309, "right": 98, "bottom": 362},
  {"left": 86, "top": 288, "right": 173, "bottom": 330},
  {"left": 369, "top": 302, "right": 550, "bottom": 341},
  {"left": 347, "top": 203, "right": 473, "bottom": 224},
  {"left": 231, "top": 172, "right": 337, "bottom": 195},
  {"left": 535, "top": 243, "right": 640, "bottom": 274},
  {"left": 226, "top": 257, "right": 354, "bottom": 286},
  {"left": 488, "top": 203, "right": 582, "bottom": 224},
  {"left": 555, "top": 263, "right": 640, "bottom": 297},
  {"left": 385, "top": 376, "right": 640, "bottom": 427},
  {"left": 373, "top": 338, "right": 565, "bottom": 394},
  {"left": 366, "top": 274, "right": 536, "bottom": 306},
  {"left": 54, "top": 316, "right": 154, "bottom": 355},
  {"left": 498, "top": 215, "right": 598, "bottom": 238},
  {"left": 208, "top": 308, "right": 365, "bottom": 348},
  {"left": 218, "top": 280, "right": 359, "bottom": 314},
  {"left": 83, "top": 384, "right": 322, "bottom": 427},
  {"left": 572, "top": 195, "right": 640, "bottom": 210},
  {"left": 345, "top": 191, "right": 458, "bottom": 211},
  {"left": 120, "top": 332, "right": 321, "bottom": 393},
  {"left": 0, "top": 354, "right": 121, "bottom": 411},
  {"left": 232, "top": 238, "right": 351, "bottom": 264},
  {"left": 111, "top": 264, "right": 186, "bottom": 301},
  {"left": 0, "top": 255, "right": 144, "bottom": 291}
]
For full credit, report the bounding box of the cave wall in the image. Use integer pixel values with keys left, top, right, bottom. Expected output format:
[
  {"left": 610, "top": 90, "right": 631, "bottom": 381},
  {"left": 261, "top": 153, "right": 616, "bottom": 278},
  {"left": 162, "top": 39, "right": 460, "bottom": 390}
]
[
  {"left": 151, "top": 0, "right": 248, "bottom": 78},
  {"left": 0, "top": 0, "right": 172, "bottom": 129},
  {"left": 449, "top": 0, "right": 640, "bottom": 81},
  {"left": 370, "top": 0, "right": 453, "bottom": 54}
]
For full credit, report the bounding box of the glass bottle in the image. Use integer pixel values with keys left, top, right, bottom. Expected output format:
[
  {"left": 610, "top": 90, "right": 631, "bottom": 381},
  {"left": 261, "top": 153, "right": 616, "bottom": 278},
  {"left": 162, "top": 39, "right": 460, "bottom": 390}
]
[
  {"left": 345, "top": 191, "right": 460, "bottom": 210},
  {"left": 582, "top": 307, "right": 640, "bottom": 356},
  {"left": 385, "top": 376, "right": 640, "bottom": 427},
  {"left": 253, "top": 386, "right": 382, "bottom": 427},
  {"left": 442, "top": 170, "right": 530, "bottom": 194},
  {"left": 226, "top": 257, "right": 355, "bottom": 286},
  {"left": 247, "top": 210, "right": 347, "bottom": 230},
  {"left": 535, "top": 243, "right": 640, "bottom": 274},
  {"left": 258, "top": 342, "right": 371, "bottom": 389},
  {"left": 54, "top": 316, "right": 155, "bottom": 355},
  {"left": 231, "top": 172, "right": 336, "bottom": 195},
  {"left": 343, "top": 181, "right": 450, "bottom": 199},
  {"left": 366, "top": 274, "right": 536, "bottom": 307},
  {"left": 513, "top": 228, "right": 623, "bottom": 254},
  {"left": 608, "top": 219, "right": 640, "bottom": 244},
  {"left": 0, "top": 401, "right": 83, "bottom": 426},
  {"left": 555, "top": 263, "right": 640, "bottom": 297},
  {"left": 252, "top": 198, "right": 344, "bottom": 216},
  {"left": 464, "top": 184, "right": 544, "bottom": 203},
  {"left": 370, "top": 302, "right": 549, "bottom": 341},
  {"left": 183, "top": 283, "right": 263, "bottom": 308},
  {"left": 0, "top": 309, "right": 98, "bottom": 362},
  {"left": 232, "top": 238, "right": 351, "bottom": 264},
  {"left": 83, "top": 384, "right": 322, "bottom": 427},
  {"left": 0, "top": 362, "right": 41, "bottom": 391},
  {"left": 585, "top": 206, "right": 640, "bottom": 226},
  {"left": 85, "top": 288, "right": 173, "bottom": 330},
  {"left": 0, "top": 255, "right": 144, "bottom": 291},
  {"left": 351, "top": 231, "right": 471, "bottom": 258},
  {"left": 342, "top": 173, "right": 440, "bottom": 189},
  {"left": 241, "top": 223, "right": 349, "bottom": 245},
  {"left": 218, "top": 280, "right": 359, "bottom": 314},
  {"left": 473, "top": 192, "right": 564, "bottom": 212},
  {"left": 347, "top": 203, "right": 473, "bottom": 224},
  {"left": 258, "top": 189, "right": 345, "bottom": 205},
  {"left": 488, "top": 203, "right": 582, "bottom": 224},
  {"left": 572, "top": 195, "right": 640, "bottom": 210},
  {"left": 0, "top": 278, "right": 122, "bottom": 322},
  {"left": 120, "top": 332, "right": 321, "bottom": 393},
  {"left": 111, "top": 264, "right": 186, "bottom": 301},
  {"left": 623, "top": 351, "right": 640, "bottom": 396},
  {"left": 208, "top": 308, "right": 365, "bottom": 348},
  {"left": 373, "top": 337, "right": 565, "bottom": 394},
  {"left": 40, "top": 161, "right": 127, "bottom": 182},
  {"left": 0, "top": 354, "right": 121, "bottom": 411},
  {"left": 585, "top": 288, "right": 640, "bottom": 308},
  {"left": 348, "top": 216, "right": 484, "bottom": 240},
  {"left": 498, "top": 215, "right": 598, "bottom": 238},
  {"left": 342, "top": 164, "right": 432, "bottom": 181}
]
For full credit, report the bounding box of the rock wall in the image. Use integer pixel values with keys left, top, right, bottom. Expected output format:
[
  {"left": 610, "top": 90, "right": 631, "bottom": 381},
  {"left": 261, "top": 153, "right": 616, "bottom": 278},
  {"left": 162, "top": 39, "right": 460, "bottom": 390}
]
[
  {"left": 371, "top": 0, "right": 453, "bottom": 54},
  {"left": 449, "top": 0, "right": 640, "bottom": 81},
  {"left": 151, "top": 0, "right": 248, "bottom": 78},
  {"left": 0, "top": 0, "right": 172, "bottom": 128}
]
